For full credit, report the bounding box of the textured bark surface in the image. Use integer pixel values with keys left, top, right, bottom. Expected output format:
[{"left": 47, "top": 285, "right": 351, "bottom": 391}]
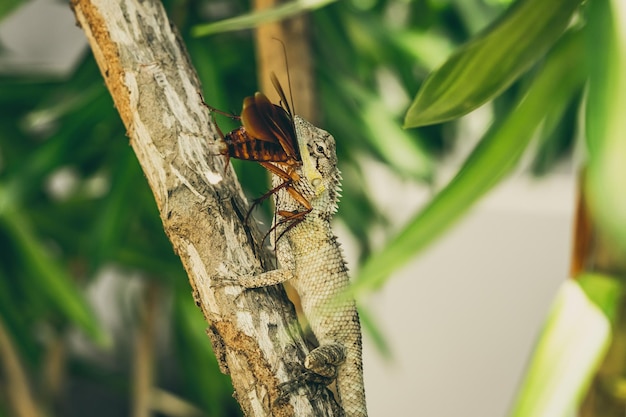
[{"left": 70, "top": 1, "right": 338, "bottom": 415}]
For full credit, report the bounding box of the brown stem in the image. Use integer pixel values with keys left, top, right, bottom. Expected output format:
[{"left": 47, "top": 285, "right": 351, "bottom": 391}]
[
  {"left": 254, "top": 0, "right": 318, "bottom": 123},
  {"left": 575, "top": 169, "right": 626, "bottom": 417},
  {"left": 0, "top": 316, "right": 42, "bottom": 417},
  {"left": 132, "top": 282, "right": 158, "bottom": 417}
]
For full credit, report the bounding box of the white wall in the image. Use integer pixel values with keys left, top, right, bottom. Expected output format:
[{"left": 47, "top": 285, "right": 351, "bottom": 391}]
[{"left": 359, "top": 171, "right": 576, "bottom": 416}]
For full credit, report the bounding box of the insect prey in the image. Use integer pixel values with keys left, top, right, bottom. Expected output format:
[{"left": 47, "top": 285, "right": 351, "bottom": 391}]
[{"left": 203, "top": 73, "right": 313, "bottom": 229}]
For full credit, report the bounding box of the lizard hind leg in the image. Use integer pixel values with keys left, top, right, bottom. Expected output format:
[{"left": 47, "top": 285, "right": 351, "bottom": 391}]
[
  {"left": 275, "top": 344, "right": 347, "bottom": 412},
  {"left": 304, "top": 343, "right": 347, "bottom": 379},
  {"left": 275, "top": 361, "right": 339, "bottom": 408}
]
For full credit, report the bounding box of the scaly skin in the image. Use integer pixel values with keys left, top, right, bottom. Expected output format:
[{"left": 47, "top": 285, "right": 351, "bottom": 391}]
[{"left": 237, "top": 116, "right": 367, "bottom": 417}]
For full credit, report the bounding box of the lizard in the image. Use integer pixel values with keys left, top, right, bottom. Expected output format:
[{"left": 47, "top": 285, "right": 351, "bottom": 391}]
[{"left": 234, "top": 115, "right": 368, "bottom": 417}]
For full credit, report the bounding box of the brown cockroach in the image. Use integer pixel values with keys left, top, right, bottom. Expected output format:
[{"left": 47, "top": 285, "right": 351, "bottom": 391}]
[{"left": 203, "top": 73, "right": 312, "bottom": 229}]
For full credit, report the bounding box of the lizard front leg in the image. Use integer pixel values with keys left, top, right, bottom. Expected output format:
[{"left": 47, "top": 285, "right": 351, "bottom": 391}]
[
  {"left": 231, "top": 232, "right": 296, "bottom": 289},
  {"left": 235, "top": 268, "right": 294, "bottom": 288}
]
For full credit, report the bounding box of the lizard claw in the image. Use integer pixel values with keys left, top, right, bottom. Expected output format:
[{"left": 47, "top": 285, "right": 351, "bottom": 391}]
[
  {"left": 276, "top": 342, "right": 347, "bottom": 403},
  {"left": 274, "top": 362, "right": 334, "bottom": 406},
  {"left": 209, "top": 276, "right": 249, "bottom": 303},
  {"left": 210, "top": 276, "right": 241, "bottom": 288},
  {"left": 275, "top": 364, "right": 345, "bottom": 416}
]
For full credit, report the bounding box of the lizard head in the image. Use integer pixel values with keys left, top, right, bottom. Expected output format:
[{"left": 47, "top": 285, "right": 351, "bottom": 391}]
[{"left": 293, "top": 116, "right": 341, "bottom": 210}]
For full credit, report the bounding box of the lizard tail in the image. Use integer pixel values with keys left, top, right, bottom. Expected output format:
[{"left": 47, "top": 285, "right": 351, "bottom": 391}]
[{"left": 336, "top": 350, "right": 367, "bottom": 417}]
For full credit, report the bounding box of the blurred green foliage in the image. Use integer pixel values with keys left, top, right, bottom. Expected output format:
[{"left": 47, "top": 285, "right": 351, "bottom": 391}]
[{"left": 0, "top": 0, "right": 598, "bottom": 416}]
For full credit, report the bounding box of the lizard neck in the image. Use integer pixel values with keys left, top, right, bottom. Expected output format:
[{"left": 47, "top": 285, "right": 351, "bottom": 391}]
[{"left": 290, "top": 115, "right": 342, "bottom": 217}]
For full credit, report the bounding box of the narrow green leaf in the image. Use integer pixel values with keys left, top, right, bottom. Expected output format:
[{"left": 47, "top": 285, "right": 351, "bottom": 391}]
[
  {"left": 354, "top": 86, "right": 432, "bottom": 181},
  {"left": 585, "top": 0, "right": 626, "bottom": 255},
  {"left": 0, "top": 194, "right": 107, "bottom": 346},
  {"left": 354, "top": 29, "right": 586, "bottom": 296},
  {"left": 192, "top": 0, "right": 336, "bottom": 37},
  {"left": 508, "top": 276, "right": 619, "bottom": 417},
  {"left": 530, "top": 91, "right": 581, "bottom": 176},
  {"left": 326, "top": 76, "right": 432, "bottom": 180},
  {"left": 172, "top": 291, "right": 237, "bottom": 415},
  {"left": 0, "top": 0, "right": 22, "bottom": 22},
  {"left": 404, "top": 0, "right": 581, "bottom": 127},
  {"left": 358, "top": 305, "right": 392, "bottom": 360},
  {"left": 90, "top": 150, "right": 139, "bottom": 268},
  {"left": 393, "top": 29, "right": 455, "bottom": 72},
  {"left": 578, "top": 273, "right": 622, "bottom": 322},
  {"left": 23, "top": 85, "right": 101, "bottom": 132}
]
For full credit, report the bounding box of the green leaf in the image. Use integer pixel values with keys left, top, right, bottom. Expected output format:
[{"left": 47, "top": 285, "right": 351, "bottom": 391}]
[
  {"left": 404, "top": 0, "right": 582, "bottom": 127},
  {"left": 172, "top": 290, "right": 237, "bottom": 415},
  {"left": 354, "top": 28, "right": 586, "bottom": 296},
  {"left": 358, "top": 305, "right": 392, "bottom": 360},
  {"left": 90, "top": 149, "right": 140, "bottom": 268},
  {"left": 530, "top": 90, "right": 581, "bottom": 176},
  {"left": 578, "top": 273, "right": 622, "bottom": 322},
  {"left": 346, "top": 81, "right": 432, "bottom": 180},
  {"left": 0, "top": 193, "right": 108, "bottom": 346},
  {"left": 192, "top": 0, "right": 336, "bottom": 37},
  {"left": 584, "top": 0, "right": 626, "bottom": 255},
  {"left": 508, "top": 276, "right": 620, "bottom": 417},
  {"left": 0, "top": 0, "right": 22, "bottom": 22},
  {"left": 324, "top": 75, "right": 433, "bottom": 180}
]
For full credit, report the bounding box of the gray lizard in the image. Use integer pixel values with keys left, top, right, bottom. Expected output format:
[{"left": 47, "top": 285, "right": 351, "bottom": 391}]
[{"left": 236, "top": 115, "right": 367, "bottom": 417}]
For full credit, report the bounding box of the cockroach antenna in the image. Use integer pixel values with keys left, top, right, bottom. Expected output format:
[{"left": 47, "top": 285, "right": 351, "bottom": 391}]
[{"left": 272, "top": 37, "right": 296, "bottom": 116}]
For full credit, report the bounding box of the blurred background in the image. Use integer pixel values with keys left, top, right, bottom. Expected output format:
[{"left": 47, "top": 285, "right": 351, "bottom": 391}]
[{"left": 1, "top": 0, "right": 620, "bottom": 416}]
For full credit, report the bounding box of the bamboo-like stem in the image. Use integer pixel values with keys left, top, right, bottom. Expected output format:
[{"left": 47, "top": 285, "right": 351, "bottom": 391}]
[
  {"left": 254, "top": 0, "right": 317, "bottom": 123},
  {"left": 0, "top": 316, "right": 42, "bottom": 417},
  {"left": 132, "top": 282, "right": 158, "bottom": 417},
  {"left": 575, "top": 170, "right": 626, "bottom": 417}
]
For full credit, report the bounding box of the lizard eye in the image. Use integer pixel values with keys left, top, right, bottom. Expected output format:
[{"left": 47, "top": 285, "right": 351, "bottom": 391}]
[{"left": 313, "top": 141, "right": 327, "bottom": 156}]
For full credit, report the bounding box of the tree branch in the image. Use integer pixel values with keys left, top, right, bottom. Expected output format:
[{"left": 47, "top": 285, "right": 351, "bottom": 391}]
[{"left": 70, "top": 1, "right": 338, "bottom": 415}]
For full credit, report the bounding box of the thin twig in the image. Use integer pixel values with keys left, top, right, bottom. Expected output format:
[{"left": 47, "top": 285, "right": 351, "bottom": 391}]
[{"left": 0, "top": 316, "right": 42, "bottom": 417}]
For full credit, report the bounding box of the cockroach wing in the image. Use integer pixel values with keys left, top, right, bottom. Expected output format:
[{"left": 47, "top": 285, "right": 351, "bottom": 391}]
[
  {"left": 241, "top": 93, "right": 299, "bottom": 160},
  {"left": 240, "top": 95, "right": 279, "bottom": 143},
  {"left": 267, "top": 99, "right": 299, "bottom": 160}
]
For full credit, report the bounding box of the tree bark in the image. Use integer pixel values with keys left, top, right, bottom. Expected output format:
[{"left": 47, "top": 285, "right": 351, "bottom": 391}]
[{"left": 70, "top": 1, "right": 338, "bottom": 415}]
